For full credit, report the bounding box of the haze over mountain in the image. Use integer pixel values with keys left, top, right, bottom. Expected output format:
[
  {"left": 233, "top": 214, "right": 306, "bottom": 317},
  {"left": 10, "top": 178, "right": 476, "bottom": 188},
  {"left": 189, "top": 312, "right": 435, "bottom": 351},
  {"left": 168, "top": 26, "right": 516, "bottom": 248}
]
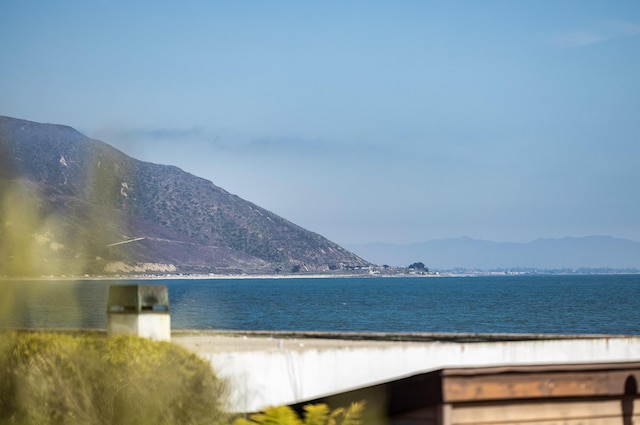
[
  {"left": 0, "top": 116, "right": 370, "bottom": 277},
  {"left": 345, "top": 236, "right": 640, "bottom": 271}
]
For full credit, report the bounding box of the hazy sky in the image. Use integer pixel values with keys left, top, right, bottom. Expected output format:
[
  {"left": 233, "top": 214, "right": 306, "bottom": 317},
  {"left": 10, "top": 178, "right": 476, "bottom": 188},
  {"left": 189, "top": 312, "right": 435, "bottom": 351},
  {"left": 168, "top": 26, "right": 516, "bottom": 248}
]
[{"left": 2, "top": 1, "right": 639, "bottom": 245}]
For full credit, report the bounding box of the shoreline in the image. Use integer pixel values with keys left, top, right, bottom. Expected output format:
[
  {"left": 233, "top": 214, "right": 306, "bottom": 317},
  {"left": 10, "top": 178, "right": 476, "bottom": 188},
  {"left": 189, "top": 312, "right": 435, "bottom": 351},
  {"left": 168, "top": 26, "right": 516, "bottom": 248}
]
[
  {"left": 2, "top": 270, "right": 639, "bottom": 282},
  {"left": 0, "top": 272, "right": 443, "bottom": 281}
]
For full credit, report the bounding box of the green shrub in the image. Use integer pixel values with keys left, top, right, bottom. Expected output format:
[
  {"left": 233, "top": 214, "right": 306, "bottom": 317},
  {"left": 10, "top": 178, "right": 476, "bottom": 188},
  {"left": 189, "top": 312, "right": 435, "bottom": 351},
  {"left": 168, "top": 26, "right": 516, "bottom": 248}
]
[
  {"left": 232, "top": 402, "right": 365, "bottom": 425},
  {"left": 0, "top": 331, "right": 229, "bottom": 425}
]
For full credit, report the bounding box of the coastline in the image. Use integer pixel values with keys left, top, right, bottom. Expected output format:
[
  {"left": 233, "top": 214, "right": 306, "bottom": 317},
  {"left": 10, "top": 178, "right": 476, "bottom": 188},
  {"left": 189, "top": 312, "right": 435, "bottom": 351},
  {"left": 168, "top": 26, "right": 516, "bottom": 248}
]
[
  {"left": 0, "top": 272, "right": 443, "bottom": 281},
  {"left": 2, "top": 269, "right": 639, "bottom": 282}
]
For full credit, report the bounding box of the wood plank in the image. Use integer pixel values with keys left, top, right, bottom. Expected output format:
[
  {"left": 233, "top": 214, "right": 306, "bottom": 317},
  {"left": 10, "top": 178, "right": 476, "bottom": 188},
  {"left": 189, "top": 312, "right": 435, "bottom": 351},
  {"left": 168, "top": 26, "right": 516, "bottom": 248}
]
[
  {"left": 443, "top": 371, "right": 635, "bottom": 401},
  {"left": 451, "top": 398, "right": 640, "bottom": 424}
]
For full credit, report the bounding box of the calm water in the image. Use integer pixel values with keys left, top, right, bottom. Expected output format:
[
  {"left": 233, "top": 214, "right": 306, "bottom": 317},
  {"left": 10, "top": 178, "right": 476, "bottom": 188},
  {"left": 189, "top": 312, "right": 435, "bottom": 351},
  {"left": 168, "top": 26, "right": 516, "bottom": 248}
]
[{"left": 1, "top": 275, "right": 639, "bottom": 335}]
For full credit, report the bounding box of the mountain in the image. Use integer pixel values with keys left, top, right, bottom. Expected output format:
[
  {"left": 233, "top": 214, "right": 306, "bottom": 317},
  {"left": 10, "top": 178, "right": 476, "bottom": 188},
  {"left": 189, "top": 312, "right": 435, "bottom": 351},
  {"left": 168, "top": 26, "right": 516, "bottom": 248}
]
[
  {"left": 0, "top": 116, "right": 370, "bottom": 276},
  {"left": 345, "top": 236, "right": 640, "bottom": 271}
]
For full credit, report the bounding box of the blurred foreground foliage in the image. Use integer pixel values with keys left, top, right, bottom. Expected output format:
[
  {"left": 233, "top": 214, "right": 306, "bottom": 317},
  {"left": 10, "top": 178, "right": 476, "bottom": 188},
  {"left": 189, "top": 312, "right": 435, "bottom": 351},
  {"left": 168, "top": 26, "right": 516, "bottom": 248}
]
[
  {"left": 0, "top": 332, "right": 229, "bottom": 425},
  {"left": 233, "top": 402, "right": 365, "bottom": 425}
]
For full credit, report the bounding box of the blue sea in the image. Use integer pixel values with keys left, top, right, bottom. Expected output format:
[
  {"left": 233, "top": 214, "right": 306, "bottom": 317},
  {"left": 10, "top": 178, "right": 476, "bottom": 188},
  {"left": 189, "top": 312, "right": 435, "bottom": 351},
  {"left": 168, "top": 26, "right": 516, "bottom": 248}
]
[{"left": 1, "top": 274, "right": 639, "bottom": 335}]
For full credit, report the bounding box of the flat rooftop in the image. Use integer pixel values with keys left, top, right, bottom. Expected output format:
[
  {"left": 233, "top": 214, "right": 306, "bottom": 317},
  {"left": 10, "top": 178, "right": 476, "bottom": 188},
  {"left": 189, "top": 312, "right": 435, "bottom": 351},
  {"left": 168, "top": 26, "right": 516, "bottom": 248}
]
[{"left": 170, "top": 330, "right": 629, "bottom": 354}]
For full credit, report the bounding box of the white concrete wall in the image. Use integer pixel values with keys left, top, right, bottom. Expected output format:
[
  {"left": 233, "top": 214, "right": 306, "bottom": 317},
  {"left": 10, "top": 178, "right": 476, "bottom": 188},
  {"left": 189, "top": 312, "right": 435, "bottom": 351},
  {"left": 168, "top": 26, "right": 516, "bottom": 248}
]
[
  {"left": 138, "top": 314, "right": 171, "bottom": 341},
  {"left": 107, "top": 314, "right": 171, "bottom": 341},
  {"left": 200, "top": 337, "right": 640, "bottom": 412}
]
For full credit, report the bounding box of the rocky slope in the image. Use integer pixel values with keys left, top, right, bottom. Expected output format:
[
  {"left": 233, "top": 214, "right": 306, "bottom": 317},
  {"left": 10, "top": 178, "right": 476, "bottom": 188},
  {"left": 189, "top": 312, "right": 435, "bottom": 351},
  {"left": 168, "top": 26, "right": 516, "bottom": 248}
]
[{"left": 0, "top": 116, "right": 370, "bottom": 276}]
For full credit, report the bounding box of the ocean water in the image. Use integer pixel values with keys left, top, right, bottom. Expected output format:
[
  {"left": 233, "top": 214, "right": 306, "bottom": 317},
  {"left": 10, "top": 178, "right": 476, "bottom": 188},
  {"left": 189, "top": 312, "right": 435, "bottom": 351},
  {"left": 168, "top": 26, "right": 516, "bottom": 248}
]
[{"left": 1, "top": 274, "right": 639, "bottom": 335}]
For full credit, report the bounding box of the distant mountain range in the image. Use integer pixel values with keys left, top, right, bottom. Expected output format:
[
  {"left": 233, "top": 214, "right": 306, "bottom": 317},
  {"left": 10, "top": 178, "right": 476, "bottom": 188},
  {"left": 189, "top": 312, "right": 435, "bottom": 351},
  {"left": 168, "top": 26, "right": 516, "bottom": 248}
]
[
  {"left": 345, "top": 236, "right": 640, "bottom": 271},
  {"left": 0, "top": 116, "right": 370, "bottom": 276}
]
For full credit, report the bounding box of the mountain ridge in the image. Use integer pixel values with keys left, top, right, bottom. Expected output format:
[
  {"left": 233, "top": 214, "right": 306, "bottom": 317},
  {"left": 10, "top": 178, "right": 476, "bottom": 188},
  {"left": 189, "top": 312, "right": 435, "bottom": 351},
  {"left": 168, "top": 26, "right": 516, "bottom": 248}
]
[
  {"left": 344, "top": 235, "right": 640, "bottom": 270},
  {"left": 0, "top": 115, "right": 370, "bottom": 276}
]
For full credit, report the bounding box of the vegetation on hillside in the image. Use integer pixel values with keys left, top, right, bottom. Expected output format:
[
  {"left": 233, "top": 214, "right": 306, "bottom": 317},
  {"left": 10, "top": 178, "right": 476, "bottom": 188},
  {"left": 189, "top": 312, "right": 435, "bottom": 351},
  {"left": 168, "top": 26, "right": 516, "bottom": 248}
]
[{"left": 1, "top": 116, "right": 371, "bottom": 276}]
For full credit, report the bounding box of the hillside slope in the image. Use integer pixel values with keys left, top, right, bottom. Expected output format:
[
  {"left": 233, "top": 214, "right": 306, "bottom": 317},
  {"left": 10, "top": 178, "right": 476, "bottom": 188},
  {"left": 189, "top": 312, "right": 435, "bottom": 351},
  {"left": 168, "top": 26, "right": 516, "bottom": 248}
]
[{"left": 0, "top": 116, "right": 369, "bottom": 276}]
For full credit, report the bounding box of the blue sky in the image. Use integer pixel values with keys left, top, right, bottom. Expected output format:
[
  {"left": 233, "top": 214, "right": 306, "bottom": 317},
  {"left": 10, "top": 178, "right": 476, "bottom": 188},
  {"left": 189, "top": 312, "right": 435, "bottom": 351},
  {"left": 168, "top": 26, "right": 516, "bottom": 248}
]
[{"left": 2, "top": 1, "right": 639, "bottom": 244}]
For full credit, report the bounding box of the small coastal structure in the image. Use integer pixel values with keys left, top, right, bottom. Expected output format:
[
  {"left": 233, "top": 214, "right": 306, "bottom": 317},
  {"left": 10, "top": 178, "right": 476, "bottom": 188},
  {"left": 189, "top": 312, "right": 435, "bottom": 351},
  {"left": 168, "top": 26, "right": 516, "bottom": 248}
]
[{"left": 106, "top": 284, "right": 171, "bottom": 341}]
